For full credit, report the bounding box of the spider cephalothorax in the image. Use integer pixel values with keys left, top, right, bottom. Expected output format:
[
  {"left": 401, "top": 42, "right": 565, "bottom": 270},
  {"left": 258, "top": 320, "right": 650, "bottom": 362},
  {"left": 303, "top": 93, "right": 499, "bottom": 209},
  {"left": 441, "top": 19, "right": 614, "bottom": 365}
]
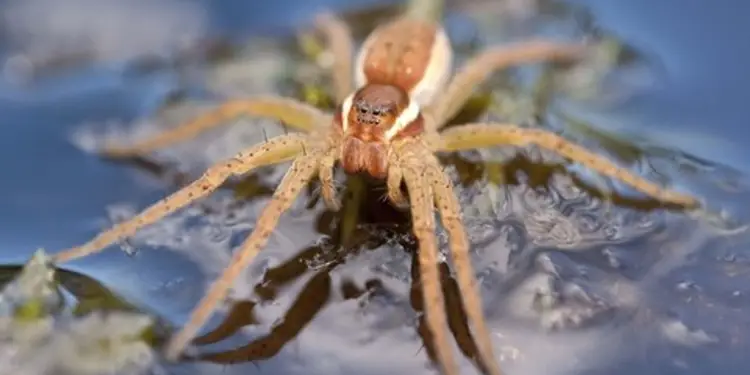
[
  {"left": 50, "top": 6, "right": 699, "bottom": 375},
  {"left": 339, "top": 83, "right": 424, "bottom": 178}
]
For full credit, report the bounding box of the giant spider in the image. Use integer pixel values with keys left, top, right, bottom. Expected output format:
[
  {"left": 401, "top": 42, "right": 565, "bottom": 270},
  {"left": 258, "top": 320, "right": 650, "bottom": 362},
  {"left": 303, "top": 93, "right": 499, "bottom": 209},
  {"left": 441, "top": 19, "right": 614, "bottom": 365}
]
[{"left": 52, "top": 8, "right": 698, "bottom": 375}]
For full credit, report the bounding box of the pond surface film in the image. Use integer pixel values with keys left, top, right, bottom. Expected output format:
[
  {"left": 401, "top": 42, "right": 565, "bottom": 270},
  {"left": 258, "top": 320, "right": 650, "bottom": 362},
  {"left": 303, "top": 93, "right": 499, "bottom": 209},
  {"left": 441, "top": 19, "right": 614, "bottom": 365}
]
[{"left": 1, "top": 1, "right": 749, "bottom": 375}]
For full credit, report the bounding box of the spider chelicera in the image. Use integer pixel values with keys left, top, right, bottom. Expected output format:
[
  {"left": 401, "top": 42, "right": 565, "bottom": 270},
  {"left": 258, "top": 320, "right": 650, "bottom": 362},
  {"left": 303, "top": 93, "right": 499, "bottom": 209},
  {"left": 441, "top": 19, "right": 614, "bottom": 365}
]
[{"left": 52, "top": 9, "right": 698, "bottom": 375}]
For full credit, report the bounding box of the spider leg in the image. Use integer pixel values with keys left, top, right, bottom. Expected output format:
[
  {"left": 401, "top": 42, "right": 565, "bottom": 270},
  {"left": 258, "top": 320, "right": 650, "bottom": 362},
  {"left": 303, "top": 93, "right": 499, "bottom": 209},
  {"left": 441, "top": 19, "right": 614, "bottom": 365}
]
[
  {"left": 314, "top": 12, "right": 355, "bottom": 104},
  {"left": 386, "top": 164, "right": 408, "bottom": 208},
  {"left": 422, "top": 153, "right": 504, "bottom": 375},
  {"left": 435, "top": 124, "right": 699, "bottom": 208},
  {"left": 102, "top": 97, "right": 329, "bottom": 157},
  {"left": 396, "top": 156, "right": 459, "bottom": 375},
  {"left": 53, "top": 133, "right": 309, "bottom": 264},
  {"left": 427, "top": 40, "right": 586, "bottom": 129},
  {"left": 165, "top": 149, "right": 326, "bottom": 360},
  {"left": 318, "top": 151, "right": 341, "bottom": 211}
]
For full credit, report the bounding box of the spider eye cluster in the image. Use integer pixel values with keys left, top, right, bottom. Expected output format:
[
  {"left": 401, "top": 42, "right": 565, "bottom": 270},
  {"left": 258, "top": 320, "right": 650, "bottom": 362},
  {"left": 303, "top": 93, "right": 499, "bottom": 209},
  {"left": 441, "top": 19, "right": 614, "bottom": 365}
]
[
  {"left": 355, "top": 100, "right": 392, "bottom": 117},
  {"left": 352, "top": 99, "right": 396, "bottom": 127},
  {"left": 341, "top": 83, "right": 411, "bottom": 133}
]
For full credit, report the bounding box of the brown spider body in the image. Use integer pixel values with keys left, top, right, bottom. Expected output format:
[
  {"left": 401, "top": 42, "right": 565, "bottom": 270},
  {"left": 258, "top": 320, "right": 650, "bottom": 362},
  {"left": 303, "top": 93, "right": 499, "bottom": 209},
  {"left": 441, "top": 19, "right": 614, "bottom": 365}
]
[
  {"left": 338, "top": 83, "right": 424, "bottom": 178},
  {"left": 354, "top": 17, "right": 452, "bottom": 106},
  {"left": 338, "top": 17, "right": 448, "bottom": 179},
  {"left": 51, "top": 8, "right": 699, "bottom": 375}
]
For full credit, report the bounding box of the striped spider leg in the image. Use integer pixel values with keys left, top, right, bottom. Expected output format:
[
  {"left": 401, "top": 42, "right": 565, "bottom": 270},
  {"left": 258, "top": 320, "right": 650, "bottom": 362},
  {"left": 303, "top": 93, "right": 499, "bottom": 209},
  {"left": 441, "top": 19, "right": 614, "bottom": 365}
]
[
  {"left": 53, "top": 11, "right": 354, "bottom": 358},
  {"left": 422, "top": 34, "right": 699, "bottom": 208},
  {"left": 407, "top": 19, "right": 699, "bottom": 375},
  {"left": 100, "top": 12, "right": 354, "bottom": 159},
  {"left": 339, "top": 8, "right": 699, "bottom": 375}
]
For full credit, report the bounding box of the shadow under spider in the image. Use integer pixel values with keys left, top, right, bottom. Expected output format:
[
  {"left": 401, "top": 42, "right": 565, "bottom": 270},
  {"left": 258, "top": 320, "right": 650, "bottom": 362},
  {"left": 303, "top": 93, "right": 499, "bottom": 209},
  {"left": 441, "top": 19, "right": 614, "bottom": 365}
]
[
  {"left": 171, "top": 151, "right": 679, "bottom": 367},
  {"left": 110, "top": 86, "right": 685, "bottom": 372},
  {"left": 175, "top": 175, "right": 495, "bottom": 373},
  {"left": 106, "top": 33, "right": 687, "bottom": 368}
]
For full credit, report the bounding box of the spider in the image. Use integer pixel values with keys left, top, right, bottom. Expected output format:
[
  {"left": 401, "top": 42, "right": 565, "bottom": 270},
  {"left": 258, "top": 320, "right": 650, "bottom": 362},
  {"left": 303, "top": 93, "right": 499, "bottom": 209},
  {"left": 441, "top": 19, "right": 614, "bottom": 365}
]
[{"left": 52, "top": 9, "right": 698, "bottom": 375}]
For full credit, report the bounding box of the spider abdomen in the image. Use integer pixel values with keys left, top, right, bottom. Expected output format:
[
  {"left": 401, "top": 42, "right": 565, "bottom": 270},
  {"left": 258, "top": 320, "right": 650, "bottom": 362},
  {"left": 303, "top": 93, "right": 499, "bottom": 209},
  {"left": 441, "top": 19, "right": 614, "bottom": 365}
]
[{"left": 354, "top": 17, "right": 453, "bottom": 106}]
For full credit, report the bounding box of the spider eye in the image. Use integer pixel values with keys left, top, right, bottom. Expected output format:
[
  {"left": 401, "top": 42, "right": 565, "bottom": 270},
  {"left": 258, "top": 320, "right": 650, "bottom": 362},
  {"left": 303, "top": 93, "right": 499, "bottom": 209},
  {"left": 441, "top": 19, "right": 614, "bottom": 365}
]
[{"left": 372, "top": 109, "right": 382, "bottom": 116}]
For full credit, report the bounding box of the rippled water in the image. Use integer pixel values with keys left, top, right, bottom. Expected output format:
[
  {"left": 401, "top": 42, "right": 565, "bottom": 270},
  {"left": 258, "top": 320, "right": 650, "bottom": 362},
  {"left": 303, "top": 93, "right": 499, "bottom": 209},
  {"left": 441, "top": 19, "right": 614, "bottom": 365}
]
[{"left": 2, "top": 0, "right": 750, "bottom": 375}]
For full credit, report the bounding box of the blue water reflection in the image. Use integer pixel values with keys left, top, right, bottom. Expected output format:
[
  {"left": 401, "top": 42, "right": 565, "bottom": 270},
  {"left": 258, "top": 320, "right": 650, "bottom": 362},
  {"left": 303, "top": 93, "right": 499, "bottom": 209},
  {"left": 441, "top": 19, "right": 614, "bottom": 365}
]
[
  {"left": 1, "top": 0, "right": 749, "bottom": 374},
  {"left": 572, "top": 0, "right": 750, "bottom": 171}
]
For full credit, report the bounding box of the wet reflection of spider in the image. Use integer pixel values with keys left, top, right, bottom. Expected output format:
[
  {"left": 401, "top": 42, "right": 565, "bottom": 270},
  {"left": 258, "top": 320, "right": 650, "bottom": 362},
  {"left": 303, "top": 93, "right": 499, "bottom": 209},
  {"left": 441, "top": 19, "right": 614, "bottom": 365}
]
[{"left": 51, "top": 7, "right": 698, "bottom": 375}]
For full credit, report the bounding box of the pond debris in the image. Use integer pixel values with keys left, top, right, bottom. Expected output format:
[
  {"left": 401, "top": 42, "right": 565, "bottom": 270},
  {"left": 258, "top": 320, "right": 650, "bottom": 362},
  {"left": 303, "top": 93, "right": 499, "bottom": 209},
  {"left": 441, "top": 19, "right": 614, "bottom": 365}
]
[
  {"left": 0, "top": 249, "right": 158, "bottom": 375},
  {"left": 660, "top": 319, "right": 718, "bottom": 348},
  {"left": 0, "top": 249, "right": 62, "bottom": 320},
  {"left": 524, "top": 209, "right": 583, "bottom": 249}
]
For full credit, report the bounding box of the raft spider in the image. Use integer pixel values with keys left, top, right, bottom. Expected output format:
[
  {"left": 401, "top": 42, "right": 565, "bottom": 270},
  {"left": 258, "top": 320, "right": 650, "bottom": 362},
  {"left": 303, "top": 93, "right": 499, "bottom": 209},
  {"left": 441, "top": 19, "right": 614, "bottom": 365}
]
[{"left": 53, "top": 10, "right": 698, "bottom": 375}]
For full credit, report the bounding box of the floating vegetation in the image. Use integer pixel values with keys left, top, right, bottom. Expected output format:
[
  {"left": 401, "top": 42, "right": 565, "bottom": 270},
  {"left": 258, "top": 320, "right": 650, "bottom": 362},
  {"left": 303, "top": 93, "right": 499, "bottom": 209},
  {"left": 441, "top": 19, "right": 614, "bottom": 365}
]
[{"left": 0, "top": 250, "right": 161, "bottom": 375}]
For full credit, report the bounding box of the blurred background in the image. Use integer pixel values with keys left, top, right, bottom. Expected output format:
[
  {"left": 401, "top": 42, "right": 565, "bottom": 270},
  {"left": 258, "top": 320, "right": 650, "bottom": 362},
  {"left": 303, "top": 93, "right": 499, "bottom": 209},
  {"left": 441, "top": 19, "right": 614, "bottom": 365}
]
[{"left": 1, "top": 0, "right": 750, "bottom": 375}]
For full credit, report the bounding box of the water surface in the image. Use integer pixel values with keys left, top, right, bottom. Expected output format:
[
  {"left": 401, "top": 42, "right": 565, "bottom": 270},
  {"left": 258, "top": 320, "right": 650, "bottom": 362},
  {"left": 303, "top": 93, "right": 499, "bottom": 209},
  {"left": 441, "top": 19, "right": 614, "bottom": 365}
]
[{"left": 1, "top": 1, "right": 749, "bottom": 375}]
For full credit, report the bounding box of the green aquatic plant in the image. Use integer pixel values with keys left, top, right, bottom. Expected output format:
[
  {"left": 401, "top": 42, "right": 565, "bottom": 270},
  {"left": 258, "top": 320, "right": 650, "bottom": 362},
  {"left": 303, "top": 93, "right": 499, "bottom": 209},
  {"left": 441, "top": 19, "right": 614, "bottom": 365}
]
[{"left": 0, "top": 250, "right": 165, "bottom": 375}]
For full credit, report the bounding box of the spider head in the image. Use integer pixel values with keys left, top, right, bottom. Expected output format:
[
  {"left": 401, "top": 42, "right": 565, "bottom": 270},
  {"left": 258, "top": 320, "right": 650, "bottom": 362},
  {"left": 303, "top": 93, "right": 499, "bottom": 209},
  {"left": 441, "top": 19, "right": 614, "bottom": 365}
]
[{"left": 336, "top": 83, "right": 424, "bottom": 179}]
